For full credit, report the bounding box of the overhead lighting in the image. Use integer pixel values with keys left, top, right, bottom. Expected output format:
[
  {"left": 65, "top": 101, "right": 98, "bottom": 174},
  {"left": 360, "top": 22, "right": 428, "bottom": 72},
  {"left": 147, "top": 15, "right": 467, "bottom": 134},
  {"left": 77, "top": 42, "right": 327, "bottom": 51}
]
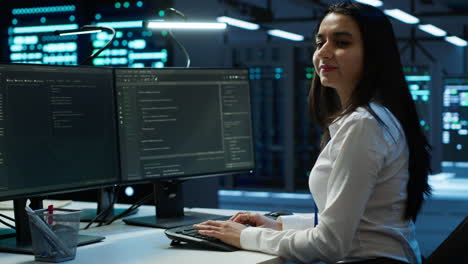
[
  {"left": 418, "top": 24, "right": 447, "bottom": 37},
  {"left": 216, "top": 16, "right": 260, "bottom": 30},
  {"left": 267, "top": 29, "right": 304, "bottom": 41},
  {"left": 445, "top": 36, "right": 468, "bottom": 47},
  {"left": 384, "top": 9, "right": 419, "bottom": 24},
  {"left": 145, "top": 21, "right": 227, "bottom": 30},
  {"left": 354, "top": 0, "right": 383, "bottom": 7}
]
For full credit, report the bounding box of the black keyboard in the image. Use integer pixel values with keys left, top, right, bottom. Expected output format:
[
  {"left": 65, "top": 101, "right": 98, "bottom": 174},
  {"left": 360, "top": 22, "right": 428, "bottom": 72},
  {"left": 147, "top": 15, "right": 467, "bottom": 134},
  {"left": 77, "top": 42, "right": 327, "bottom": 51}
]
[{"left": 164, "top": 216, "right": 239, "bottom": 251}]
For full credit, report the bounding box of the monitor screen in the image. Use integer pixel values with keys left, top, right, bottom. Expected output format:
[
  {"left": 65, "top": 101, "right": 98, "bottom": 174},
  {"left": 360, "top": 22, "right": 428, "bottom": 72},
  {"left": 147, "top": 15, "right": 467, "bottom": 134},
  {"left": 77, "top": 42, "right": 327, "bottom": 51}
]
[
  {"left": 404, "top": 65, "right": 431, "bottom": 133},
  {"left": 0, "top": 64, "right": 119, "bottom": 200},
  {"left": 442, "top": 77, "right": 468, "bottom": 169},
  {"left": 114, "top": 68, "right": 254, "bottom": 183}
]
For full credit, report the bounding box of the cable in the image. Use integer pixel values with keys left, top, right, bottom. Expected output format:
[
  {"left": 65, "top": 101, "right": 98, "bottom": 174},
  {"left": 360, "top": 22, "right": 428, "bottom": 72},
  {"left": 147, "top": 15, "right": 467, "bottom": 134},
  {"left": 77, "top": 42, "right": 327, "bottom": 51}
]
[
  {"left": 0, "top": 213, "right": 15, "bottom": 229},
  {"left": 103, "top": 192, "right": 154, "bottom": 226},
  {"left": 167, "top": 31, "right": 191, "bottom": 68},
  {"left": 164, "top": 8, "right": 191, "bottom": 68},
  {"left": 83, "top": 186, "right": 120, "bottom": 230},
  {"left": 80, "top": 25, "right": 116, "bottom": 65},
  {"left": 0, "top": 213, "right": 15, "bottom": 222},
  {"left": 104, "top": 192, "right": 153, "bottom": 226},
  {"left": 0, "top": 219, "right": 15, "bottom": 230}
]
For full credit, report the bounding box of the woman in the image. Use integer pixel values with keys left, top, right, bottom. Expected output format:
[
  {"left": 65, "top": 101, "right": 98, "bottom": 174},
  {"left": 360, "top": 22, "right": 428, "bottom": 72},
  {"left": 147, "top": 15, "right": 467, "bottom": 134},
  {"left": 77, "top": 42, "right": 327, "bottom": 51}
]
[{"left": 193, "top": 2, "right": 431, "bottom": 264}]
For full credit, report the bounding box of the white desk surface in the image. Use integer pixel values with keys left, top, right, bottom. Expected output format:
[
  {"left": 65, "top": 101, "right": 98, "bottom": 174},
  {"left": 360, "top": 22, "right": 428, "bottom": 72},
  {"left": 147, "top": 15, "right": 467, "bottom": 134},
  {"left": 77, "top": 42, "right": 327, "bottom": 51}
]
[{"left": 0, "top": 202, "right": 284, "bottom": 264}]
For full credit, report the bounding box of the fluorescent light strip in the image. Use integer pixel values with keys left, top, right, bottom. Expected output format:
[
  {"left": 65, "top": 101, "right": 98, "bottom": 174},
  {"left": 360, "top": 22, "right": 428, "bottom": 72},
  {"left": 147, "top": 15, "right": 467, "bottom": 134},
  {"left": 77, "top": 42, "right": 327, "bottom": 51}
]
[
  {"left": 267, "top": 29, "right": 304, "bottom": 41},
  {"left": 128, "top": 52, "right": 167, "bottom": 60},
  {"left": 96, "top": 21, "right": 143, "bottom": 29},
  {"left": 12, "top": 5, "right": 76, "bottom": 15},
  {"left": 383, "top": 9, "right": 419, "bottom": 24},
  {"left": 354, "top": 0, "right": 383, "bottom": 7},
  {"left": 418, "top": 24, "right": 446, "bottom": 37},
  {"left": 146, "top": 22, "right": 227, "bottom": 30},
  {"left": 445, "top": 36, "right": 468, "bottom": 47},
  {"left": 405, "top": 75, "right": 431, "bottom": 82},
  {"left": 13, "top": 24, "right": 78, "bottom": 34},
  {"left": 58, "top": 29, "right": 102, "bottom": 36},
  {"left": 216, "top": 16, "right": 260, "bottom": 30}
]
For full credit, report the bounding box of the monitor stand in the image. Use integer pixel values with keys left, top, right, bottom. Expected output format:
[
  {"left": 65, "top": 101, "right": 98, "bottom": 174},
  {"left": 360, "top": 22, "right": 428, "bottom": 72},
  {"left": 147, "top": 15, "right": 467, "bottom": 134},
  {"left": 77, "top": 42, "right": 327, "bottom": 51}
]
[
  {"left": 0, "top": 198, "right": 105, "bottom": 254},
  {"left": 123, "top": 181, "right": 225, "bottom": 229},
  {"left": 80, "top": 187, "right": 137, "bottom": 222}
]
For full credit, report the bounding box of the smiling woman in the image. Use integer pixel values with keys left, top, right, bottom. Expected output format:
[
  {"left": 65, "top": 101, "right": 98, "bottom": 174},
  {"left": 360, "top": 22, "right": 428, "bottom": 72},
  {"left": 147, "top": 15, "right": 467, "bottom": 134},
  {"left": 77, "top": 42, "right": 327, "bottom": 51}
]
[
  {"left": 313, "top": 13, "right": 364, "bottom": 107},
  {"left": 194, "top": 2, "right": 431, "bottom": 264}
]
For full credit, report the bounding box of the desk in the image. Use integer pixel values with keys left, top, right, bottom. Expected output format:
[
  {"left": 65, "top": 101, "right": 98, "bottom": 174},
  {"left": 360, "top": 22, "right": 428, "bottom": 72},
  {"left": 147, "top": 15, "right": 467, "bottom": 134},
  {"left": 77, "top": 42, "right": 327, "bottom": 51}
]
[{"left": 0, "top": 202, "right": 283, "bottom": 264}]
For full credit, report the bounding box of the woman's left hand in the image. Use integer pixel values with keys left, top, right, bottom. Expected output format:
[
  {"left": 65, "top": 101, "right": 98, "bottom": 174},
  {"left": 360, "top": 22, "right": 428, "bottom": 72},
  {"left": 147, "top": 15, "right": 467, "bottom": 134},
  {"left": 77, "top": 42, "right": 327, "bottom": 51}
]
[{"left": 192, "top": 220, "right": 248, "bottom": 248}]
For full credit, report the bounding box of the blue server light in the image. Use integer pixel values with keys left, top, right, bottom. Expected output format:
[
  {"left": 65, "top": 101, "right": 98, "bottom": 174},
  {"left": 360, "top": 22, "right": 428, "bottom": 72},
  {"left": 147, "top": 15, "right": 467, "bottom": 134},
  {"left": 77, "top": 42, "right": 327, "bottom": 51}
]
[
  {"left": 442, "top": 78, "right": 468, "bottom": 169},
  {"left": 12, "top": 5, "right": 75, "bottom": 15},
  {"left": 91, "top": 4, "right": 169, "bottom": 67},
  {"left": 8, "top": 5, "right": 79, "bottom": 65},
  {"left": 96, "top": 21, "right": 143, "bottom": 29},
  {"left": 13, "top": 24, "right": 78, "bottom": 34},
  {"left": 442, "top": 77, "right": 468, "bottom": 170},
  {"left": 403, "top": 66, "right": 432, "bottom": 132},
  {"left": 8, "top": 2, "right": 169, "bottom": 67}
]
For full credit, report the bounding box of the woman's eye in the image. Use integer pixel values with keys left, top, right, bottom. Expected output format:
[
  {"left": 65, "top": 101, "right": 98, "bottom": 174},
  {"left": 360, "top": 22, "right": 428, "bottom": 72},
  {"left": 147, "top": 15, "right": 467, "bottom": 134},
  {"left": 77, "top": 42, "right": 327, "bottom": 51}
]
[
  {"left": 336, "top": 41, "right": 350, "bottom": 47},
  {"left": 315, "top": 42, "right": 324, "bottom": 48}
]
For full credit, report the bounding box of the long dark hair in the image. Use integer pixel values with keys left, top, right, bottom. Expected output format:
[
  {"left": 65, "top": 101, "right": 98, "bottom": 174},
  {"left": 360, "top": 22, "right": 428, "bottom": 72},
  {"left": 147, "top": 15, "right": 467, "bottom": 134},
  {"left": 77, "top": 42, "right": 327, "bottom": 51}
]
[{"left": 309, "top": 1, "right": 431, "bottom": 221}]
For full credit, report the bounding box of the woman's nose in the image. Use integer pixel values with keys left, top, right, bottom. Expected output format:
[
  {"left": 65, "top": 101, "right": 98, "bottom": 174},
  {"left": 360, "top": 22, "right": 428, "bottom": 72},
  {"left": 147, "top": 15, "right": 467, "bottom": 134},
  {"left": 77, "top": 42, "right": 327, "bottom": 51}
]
[{"left": 316, "top": 42, "right": 333, "bottom": 59}]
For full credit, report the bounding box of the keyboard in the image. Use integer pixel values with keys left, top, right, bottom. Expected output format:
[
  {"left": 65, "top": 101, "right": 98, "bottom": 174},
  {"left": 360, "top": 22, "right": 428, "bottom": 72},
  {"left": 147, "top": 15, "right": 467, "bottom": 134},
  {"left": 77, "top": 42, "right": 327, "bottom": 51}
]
[{"left": 164, "top": 216, "right": 239, "bottom": 251}]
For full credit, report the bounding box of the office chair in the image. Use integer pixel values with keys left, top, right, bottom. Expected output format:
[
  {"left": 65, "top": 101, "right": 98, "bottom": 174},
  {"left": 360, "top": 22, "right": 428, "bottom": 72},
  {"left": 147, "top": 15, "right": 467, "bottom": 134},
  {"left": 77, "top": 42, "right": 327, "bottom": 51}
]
[{"left": 424, "top": 216, "right": 468, "bottom": 264}]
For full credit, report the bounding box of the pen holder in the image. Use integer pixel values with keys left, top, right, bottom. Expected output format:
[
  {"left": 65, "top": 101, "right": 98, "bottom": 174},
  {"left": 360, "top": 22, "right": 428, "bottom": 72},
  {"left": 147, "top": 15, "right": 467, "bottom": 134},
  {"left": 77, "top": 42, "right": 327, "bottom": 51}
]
[{"left": 27, "top": 208, "right": 81, "bottom": 263}]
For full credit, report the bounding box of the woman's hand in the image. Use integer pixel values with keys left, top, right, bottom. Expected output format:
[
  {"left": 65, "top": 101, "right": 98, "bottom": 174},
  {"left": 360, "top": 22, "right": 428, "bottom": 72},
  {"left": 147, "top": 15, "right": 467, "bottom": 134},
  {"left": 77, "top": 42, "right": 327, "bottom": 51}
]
[
  {"left": 230, "top": 212, "right": 283, "bottom": 230},
  {"left": 192, "top": 220, "right": 247, "bottom": 248}
]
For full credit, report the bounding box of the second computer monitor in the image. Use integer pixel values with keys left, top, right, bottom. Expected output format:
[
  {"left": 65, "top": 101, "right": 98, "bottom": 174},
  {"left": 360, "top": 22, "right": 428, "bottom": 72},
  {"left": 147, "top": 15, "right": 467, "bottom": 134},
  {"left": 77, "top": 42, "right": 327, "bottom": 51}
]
[
  {"left": 114, "top": 68, "right": 254, "bottom": 183},
  {"left": 442, "top": 77, "right": 468, "bottom": 172}
]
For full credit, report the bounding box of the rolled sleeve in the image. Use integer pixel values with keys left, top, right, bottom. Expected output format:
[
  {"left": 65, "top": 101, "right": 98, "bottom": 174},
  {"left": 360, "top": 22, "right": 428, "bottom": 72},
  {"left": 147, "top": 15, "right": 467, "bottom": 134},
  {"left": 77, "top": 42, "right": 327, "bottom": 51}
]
[
  {"left": 240, "top": 227, "right": 262, "bottom": 250},
  {"left": 278, "top": 215, "right": 316, "bottom": 230}
]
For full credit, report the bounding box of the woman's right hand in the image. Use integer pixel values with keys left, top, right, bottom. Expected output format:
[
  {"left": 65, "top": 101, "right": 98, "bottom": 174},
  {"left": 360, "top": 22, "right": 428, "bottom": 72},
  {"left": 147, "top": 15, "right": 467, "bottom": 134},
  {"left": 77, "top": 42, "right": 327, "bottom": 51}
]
[{"left": 230, "top": 212, "right": 283, "bottom": 231}]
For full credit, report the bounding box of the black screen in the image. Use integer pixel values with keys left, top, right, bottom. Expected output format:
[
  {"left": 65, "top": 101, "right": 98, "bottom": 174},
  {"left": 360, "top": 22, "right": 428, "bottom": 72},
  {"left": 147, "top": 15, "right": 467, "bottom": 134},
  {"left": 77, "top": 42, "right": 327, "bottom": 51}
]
[
  {"left": 0, "top": 64, "right": 119, "bottom": 200},
  {"left": 115, "top": 68, "right": 254, "bottom": 182}
]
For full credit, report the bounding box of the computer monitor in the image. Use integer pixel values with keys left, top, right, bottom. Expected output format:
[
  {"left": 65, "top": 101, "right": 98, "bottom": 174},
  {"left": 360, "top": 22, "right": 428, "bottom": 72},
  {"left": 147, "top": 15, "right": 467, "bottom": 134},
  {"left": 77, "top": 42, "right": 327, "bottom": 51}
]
[
  {"left": 114, "top": 68, "right": 254, "bottom": 228},
  {"left": 0, "top": 63, "right": 120, "bottom": 253},
  {"left": 441, "top": 77, "right": 468, "bottom": 175},
  {"left": 403, "top": 65, "right": 432, "bottom": 134}
]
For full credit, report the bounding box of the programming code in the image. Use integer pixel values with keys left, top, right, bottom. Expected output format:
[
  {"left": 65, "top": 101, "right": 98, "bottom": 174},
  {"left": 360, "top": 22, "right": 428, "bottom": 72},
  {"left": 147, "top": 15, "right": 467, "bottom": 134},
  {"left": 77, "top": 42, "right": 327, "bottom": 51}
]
[
  {"left": 0, "top": 64, "right": 119, "bottom": 198},
  {"left": 115, "top": 69, "right": 254, "bottom": 181}
]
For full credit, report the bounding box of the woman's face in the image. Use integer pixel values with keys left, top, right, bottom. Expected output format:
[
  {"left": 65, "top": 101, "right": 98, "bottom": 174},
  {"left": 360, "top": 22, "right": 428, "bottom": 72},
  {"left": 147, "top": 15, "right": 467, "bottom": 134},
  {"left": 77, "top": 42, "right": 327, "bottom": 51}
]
[{"left": 313, "top": 13, "right": 364, "bottom": 102}]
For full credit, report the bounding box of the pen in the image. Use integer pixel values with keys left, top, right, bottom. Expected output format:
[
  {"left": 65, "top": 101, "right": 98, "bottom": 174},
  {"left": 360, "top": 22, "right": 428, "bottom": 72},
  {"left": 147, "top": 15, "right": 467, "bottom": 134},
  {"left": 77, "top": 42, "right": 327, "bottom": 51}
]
[
  {"left": 48, "top": 205, "right": 54, "bottom": 225},
  {"left": 314, "top": 203, "right": 318, "bottom": 227}
]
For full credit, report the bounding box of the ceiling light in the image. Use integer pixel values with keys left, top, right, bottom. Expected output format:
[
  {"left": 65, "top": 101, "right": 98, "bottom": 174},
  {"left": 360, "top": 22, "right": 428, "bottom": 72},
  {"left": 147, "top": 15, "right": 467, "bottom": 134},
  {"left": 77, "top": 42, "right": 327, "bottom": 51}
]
[
  {"left": 354, "top": 0, "right": 383, "bottom": 7},
  {"left": 145, "top": 21, "right": 227, "bottom": 30},
  {"left": 216, "top": 16, "right": 259, "bottom": 30},
  {"left": 384, "top": 9, "right": 419, "bottom": 24},
  {"left": 267, "top": 29, "right": 304, "bottom": 41},
  {"left": 445, "top": 36, "right": 468, "bottom": 47},
  {"left": 418, "top": 24, "right": 447, "bottom": 37}
]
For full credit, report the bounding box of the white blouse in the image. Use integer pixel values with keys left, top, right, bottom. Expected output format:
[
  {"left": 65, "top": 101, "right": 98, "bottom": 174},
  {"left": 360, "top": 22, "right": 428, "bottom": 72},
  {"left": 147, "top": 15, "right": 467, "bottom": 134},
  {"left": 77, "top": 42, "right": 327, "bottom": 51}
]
[{"left": 240, "top": 103, "right": 422, "bottom": 264}]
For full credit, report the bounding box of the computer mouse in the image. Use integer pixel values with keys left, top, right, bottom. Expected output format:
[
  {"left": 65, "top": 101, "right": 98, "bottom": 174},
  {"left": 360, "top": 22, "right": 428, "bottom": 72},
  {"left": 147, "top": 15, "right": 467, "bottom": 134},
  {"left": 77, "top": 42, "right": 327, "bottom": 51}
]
[{"left": 264, "top": 210, "right": 293, "bottom": 218}]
